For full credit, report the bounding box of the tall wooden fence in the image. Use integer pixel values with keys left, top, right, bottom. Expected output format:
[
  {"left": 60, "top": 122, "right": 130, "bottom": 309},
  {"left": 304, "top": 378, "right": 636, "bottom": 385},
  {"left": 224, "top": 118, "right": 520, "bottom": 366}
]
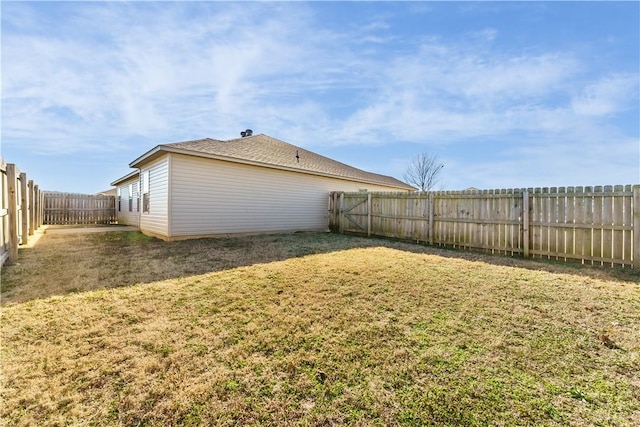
[
  {"left": 329, "top": 185, "right": 640, "bottom": 269},
  {"left": 1, "top": 159, "right": 44, "bottom": 265},
  {"left": 43, "top": 192, "right": 116, "bottom": 225}
]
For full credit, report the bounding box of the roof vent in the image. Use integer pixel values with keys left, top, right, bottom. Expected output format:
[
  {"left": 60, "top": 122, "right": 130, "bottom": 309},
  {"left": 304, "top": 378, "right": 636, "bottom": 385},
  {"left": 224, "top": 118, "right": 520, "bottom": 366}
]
[
  {"left": 245, "top": 129, "right": 253, "bottom": 137},
  {"left": 240, "top": 131, "right": 246, "bottom": 137}
]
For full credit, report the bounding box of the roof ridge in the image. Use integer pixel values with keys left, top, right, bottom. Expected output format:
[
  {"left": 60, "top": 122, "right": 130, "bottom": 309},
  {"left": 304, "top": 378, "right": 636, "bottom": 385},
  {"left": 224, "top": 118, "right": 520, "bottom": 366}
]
[
  {"left": 223, "top": 133, "right": 266, "bottom": 143},
  {"left": 163, "top": 137, "right": 220, "bottom": 146}
]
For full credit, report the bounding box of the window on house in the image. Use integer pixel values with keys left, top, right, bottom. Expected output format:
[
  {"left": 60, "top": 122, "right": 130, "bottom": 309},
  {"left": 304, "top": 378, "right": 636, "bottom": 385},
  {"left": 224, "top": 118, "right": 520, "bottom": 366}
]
[
  {"left": 135, "top": 182, "right": 140, "bottom": 212},
  {"left": 142, "top": 170, "right": 150, "bottom": 213},
  {"left": 117, "top": 188, "right": 121, "bottom": 212},
  {"left": 143, "top": 193, "right": 150, "bottom": 213},
  {"left": 128, "top": 184, "right": 133, "bottom": 212}
]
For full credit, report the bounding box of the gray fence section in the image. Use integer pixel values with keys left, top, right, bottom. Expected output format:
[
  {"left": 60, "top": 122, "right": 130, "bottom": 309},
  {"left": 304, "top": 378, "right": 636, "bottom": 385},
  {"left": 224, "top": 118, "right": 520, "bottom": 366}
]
[
  {"left": 43, "top": 192, "right": 116, "bottom": 225},
  {"left": 330, "top": 185, "right": 639, "bottom": 269}
]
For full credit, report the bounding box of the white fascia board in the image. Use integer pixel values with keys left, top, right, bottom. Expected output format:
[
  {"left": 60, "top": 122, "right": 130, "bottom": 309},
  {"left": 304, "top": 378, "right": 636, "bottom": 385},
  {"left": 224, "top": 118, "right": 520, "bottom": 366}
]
[{"left": 110, "top": 170, "right": 140, "bottom": 187}]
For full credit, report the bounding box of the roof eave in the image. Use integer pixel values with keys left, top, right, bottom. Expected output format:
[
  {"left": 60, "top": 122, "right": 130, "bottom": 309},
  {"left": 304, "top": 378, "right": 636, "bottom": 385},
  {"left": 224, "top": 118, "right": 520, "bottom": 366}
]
[
  {"left": 110, "top": 170, "right": 140, "bottom": 186},
  {"left": 129, "top": 145, "right": 168, "bottom": 168}
]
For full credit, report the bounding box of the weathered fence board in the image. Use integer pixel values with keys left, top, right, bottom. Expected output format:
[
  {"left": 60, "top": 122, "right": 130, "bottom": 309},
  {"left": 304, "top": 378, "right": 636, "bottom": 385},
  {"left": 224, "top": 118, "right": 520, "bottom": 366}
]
[
  {"left": 0, "top": 161, "right": 8, "bottom": 265},
  {"left": 0, "top": 159, "right": 44, "bottom": 265},
  {"left": 43, "top": 192, "right": 116, "bottom": 225},
  {"left": 4, "top": 163, "right": 19, "bottom": 264},
  {"left": 330, "top": 185, "right": 639, "bottom": 269}
]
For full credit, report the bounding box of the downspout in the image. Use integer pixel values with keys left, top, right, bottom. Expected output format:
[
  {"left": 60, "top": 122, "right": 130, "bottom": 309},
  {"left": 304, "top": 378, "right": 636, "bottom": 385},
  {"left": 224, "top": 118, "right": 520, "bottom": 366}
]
[
  {"left": 137, "top": 168, "right": 142, "bottom": 230},
  {"left": 166, "top": 154, "right": 172, "bottom": 239}
]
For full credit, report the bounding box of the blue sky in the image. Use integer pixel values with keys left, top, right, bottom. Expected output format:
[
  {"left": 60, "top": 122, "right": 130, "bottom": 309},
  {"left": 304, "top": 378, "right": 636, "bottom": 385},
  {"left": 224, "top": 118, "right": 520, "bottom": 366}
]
[{"left": 2, "top": 1, "right": 638, "bottom": 193}]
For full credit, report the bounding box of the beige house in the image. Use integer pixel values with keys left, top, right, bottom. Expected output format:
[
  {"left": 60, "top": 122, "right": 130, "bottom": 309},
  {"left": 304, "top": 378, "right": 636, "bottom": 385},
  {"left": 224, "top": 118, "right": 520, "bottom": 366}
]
[
  {"left": 111, "top": 171, "right": 140, "bottom": 227},
  {"left": 111, "top": 133, "right": 413, "bottom": 240}
]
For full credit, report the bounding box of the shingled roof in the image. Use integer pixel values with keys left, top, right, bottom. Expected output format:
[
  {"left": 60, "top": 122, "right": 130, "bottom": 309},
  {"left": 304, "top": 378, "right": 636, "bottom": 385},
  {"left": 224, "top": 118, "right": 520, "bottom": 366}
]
[{"left": 129, "top": 134, "right": 414, "bottom": 190}]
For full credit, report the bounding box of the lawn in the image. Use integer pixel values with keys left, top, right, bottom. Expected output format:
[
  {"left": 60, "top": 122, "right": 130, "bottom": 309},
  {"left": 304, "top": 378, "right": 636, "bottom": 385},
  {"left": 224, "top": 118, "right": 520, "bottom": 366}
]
[{"left": 1, "top": 230, "right": 639, "bottom": 426}]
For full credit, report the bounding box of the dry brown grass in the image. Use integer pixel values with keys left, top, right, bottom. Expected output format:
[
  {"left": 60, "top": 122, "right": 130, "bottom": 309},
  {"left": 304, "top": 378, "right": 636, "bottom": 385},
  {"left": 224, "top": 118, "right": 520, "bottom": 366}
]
[
  {"left": 1, "top": 230, "right": 380, "bottom": 304},
  {"left": 1, "top": 230, "right": 639, "bottom": 426}
]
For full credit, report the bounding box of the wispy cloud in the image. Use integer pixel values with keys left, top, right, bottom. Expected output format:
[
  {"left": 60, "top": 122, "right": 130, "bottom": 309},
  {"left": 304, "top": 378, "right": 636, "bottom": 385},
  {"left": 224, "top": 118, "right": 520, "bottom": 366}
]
[
  {"left": 333, "top": 45, "right": 584, "bottom": 144},
  {"left": 571, "top": 73, "right": 639, "bottom": 116}
]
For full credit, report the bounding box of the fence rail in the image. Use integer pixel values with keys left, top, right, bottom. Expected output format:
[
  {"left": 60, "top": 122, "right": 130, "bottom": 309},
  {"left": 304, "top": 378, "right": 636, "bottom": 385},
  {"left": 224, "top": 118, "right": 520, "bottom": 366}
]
[
  {"left": 329, "top": 185, "right": 639, "bottom": 269},
  {"left": 43, "top": 192, "right": 116, "bottom": 225},
  {"left": 1, "top": 159, "right": 44, "bottom": 265}
]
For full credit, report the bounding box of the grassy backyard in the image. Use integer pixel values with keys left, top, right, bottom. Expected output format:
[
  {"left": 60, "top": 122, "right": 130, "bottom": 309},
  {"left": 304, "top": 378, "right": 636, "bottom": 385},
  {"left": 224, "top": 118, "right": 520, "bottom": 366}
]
[{"left": 1, "top": 229, "right": 639, "bottom": 425}]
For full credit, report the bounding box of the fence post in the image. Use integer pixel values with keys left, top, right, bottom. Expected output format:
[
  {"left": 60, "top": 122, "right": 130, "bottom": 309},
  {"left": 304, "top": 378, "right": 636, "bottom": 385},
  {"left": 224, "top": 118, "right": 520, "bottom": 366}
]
[
  {"left": 634, "top": 185, "right": 640, "bottom": 270},
  {"left": 20, "top": 172, "right": 28, "bottom": 244},
  {"left": 40, "top": 189, "right": 43, "bottom": 227},
  {"left": 331, "top": 192, "right": 338, "bottom": 232},
  {"left": 339, "top": 192, "right": 345, "bottom": 234},
  {"left": 367, "top": 192, "right": 372, "bottom": 237},
  {"left": 28, "top": 180, "right": 35, "bottom": 235},
  {"left": 44, "top": 191, "right": 51, "bottom": 225},
  {"left": 33, "top": 185, "right": 40, "bottom": 228},
  {"left": 522, "top": 189, "right": 530, "bottom": 258},
  {"left": 336, "top": 192, "right": 340, "bottom": 232},
  {"left": 6, "top": 164, "right": 18, "bottom": 263},
  {"left": 428, "top": 192, "right": 434, "bottom": 245},
  {"left": 40, "top": 190, "right": 44, "bottom": 227}
]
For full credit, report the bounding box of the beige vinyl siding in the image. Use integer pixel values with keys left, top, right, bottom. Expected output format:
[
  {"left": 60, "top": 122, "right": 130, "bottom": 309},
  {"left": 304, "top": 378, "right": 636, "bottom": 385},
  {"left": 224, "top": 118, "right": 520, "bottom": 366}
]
[
  {"left": 139, "top": 155, "right": 169, "bottom": 237},
  {"left": 168, "top": 153, "right": 403, "bottom": 238},
  {"left": 115, "top": 176, "right": 139, "bottom": 226}
]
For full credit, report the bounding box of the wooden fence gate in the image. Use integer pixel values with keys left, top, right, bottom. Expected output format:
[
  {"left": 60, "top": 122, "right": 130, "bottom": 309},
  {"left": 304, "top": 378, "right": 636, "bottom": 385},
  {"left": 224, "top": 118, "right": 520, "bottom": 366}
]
[
  {"left": 43, "top": 192, "right": 116, "bottom": 225},
  {"left": 330, "top": 185, "right": 639, "bottom": 269}
]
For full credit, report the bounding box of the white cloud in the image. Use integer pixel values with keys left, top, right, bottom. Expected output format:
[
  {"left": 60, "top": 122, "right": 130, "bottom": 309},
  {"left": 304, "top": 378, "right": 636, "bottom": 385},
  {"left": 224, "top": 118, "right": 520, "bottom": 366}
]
[
  {"left": 331, "top": 42, "right": 585, "bottom": 144},
  {"left": 3, "top": 2, "right": 319, "bottom": 150},
  {"left": 571, "top": 73, "right": 639, "bottom": 116}
]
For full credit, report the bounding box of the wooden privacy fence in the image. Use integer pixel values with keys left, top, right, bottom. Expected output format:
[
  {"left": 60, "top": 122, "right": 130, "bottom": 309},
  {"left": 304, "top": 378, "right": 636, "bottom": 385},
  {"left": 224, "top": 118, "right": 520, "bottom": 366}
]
[
  {"left": 43, "top": 192, "right": 116, "bottom": 225},
  {"left": 329, "top": 185, "right": 640, "bottom": 269},
  {"left": 1, "top": 158, "right": 44, "bottom": 265}
]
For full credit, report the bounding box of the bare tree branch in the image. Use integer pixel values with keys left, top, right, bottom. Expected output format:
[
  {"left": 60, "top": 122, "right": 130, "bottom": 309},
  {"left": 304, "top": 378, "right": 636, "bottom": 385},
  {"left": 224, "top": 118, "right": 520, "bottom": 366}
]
[{"left": 403, "top": 153, "right": 444, "bottom": 192}]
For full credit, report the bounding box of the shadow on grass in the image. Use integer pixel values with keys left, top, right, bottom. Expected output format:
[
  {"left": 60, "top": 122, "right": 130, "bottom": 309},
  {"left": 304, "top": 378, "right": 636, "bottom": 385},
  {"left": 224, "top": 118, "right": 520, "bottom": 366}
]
[
  {"left": 353, "top": 232, "right": 640, "bottom": 284},
  {"left": 2, "top": 230, "right": 638, "bottom": 304}
]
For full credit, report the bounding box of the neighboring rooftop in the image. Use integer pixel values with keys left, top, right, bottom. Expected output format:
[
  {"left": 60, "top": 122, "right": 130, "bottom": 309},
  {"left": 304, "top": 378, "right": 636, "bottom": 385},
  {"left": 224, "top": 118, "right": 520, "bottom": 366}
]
[{"left": 127, "top": 133, "right": 413, "bottom": 190}]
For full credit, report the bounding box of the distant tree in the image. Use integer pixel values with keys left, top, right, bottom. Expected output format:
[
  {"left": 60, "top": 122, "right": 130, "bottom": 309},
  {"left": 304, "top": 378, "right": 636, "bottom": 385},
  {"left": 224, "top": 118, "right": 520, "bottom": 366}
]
[{"left": 403, "top": 153, "right": 444, "bottom": 192}]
